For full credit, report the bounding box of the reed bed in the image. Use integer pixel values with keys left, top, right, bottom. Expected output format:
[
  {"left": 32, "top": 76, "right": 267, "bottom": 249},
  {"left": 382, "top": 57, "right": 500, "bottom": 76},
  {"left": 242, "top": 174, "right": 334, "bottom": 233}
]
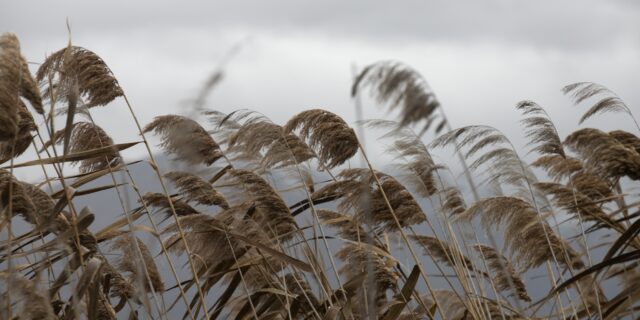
[{"left": 1, "top": 33, "right": 639, "bottom": 319}]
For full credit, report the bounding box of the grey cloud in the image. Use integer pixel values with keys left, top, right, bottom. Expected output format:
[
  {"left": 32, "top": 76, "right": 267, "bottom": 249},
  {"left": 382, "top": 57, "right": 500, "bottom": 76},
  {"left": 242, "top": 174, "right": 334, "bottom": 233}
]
[{"left": 4, "top": 0, "right": 639, "bottom": 52}]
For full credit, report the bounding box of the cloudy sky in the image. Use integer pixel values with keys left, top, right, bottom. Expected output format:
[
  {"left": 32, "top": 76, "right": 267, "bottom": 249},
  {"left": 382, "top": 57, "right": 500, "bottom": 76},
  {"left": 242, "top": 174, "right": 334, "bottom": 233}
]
[{"left": 3, "top": 0, "right": 640, "bottom": 167}]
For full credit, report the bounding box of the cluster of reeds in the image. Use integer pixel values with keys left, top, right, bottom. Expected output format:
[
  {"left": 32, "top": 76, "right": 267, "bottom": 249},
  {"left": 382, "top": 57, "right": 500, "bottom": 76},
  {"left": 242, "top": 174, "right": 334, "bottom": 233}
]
[{"left": 1, "top": 33, "right": 639, "bottom": 319}]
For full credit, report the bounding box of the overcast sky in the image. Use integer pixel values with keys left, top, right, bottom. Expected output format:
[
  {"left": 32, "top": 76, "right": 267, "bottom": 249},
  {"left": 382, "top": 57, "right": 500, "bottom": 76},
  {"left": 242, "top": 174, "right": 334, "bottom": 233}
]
[{"left": 3, "top": 0, "right": 640, "bottom": 171}]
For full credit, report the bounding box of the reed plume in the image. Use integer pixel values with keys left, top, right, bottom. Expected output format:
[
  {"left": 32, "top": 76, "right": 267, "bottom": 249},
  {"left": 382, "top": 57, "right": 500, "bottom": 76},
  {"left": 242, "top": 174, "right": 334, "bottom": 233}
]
[
  {"left": 472, "top": 244, "right": 530, "bottom": 302},
  {"left": 0, "top": 33, "right": 42, "bottom": 142},
  {"left": 111, "top": 234, "right": 164, "bottom": 293},
  {"left": 365, "top": 119, "right": 440, "bottom": 197},
  {"left": 609, "top": 130, "right": 640, "bottom": 154},
  {"left": 6, "top": 275, "right": 56, "bottom": 320},
  {"left": 563, "top": 82, "right": 637, "bottom": 125},
  {"left": 1, "top": 169, "right": 37, "bottom": 225},
  {"left": 440, "top": 187, "right": 467, "bottom": 218},
  {"left": 48, "top": 121, "right": 122, "bottom": 173},
  {"left": 227, "top": 169, "right": 297, "bottom": 240},
  {"left": 431, "top": 126, "right": 536, "bottom": 188},
  {"left": 143, "top": 114, "right": 224, "bottom": 166},
  {"left": 226, "top": 117, "right": 316, "bottom": 168},
  {"left": 101, "top": 261, "right": 136, "bottom": 302},
  {"left": 165, "top": 171, "right": 229, "bottom": 209},
  {"left": 418, "top": 291, "right": 467, "bottom": 320},
  {"left": 317, "top": 209, "right": 371, "bottom": 243},
  {"left": 535, "top": 182, "right": 619, "bottom": 230},
  {"left": 336, "top": 243, "right": 398, "bottom": 314},
  {"left": 517, "top": 100, "right": 565, "bottom": 158},
  {"left": 411, "top": 235, "right": 478, "bottom": 274},
  {"left": 333, "top": 168, "right": 426, "bottom": 232},
  {"left": 564, "top": 128, "right": 640, "bottom": 181},
  {"left": 531, "top": 155, "right": 583, "bottom": 181},
  {"left": 0, "top": 101, "right": 36, "bottom": 163},
  {"left": 162, "top": 213, "right": 237, "bottom": 274},
  {"left": 36, "top": 45, "right": 123, "bottom": 108},
  {"left": 141, "top": 192, "right": 199, "bottom": 217},
  {"left": 284, "top": 109, "right": 358, "bottom": 169},
  {"left": 459, "top": 196, "right": 584, "bottom": 271},
  {"left": 352, "top": 61, "right": 445, "bottom": 135}
]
